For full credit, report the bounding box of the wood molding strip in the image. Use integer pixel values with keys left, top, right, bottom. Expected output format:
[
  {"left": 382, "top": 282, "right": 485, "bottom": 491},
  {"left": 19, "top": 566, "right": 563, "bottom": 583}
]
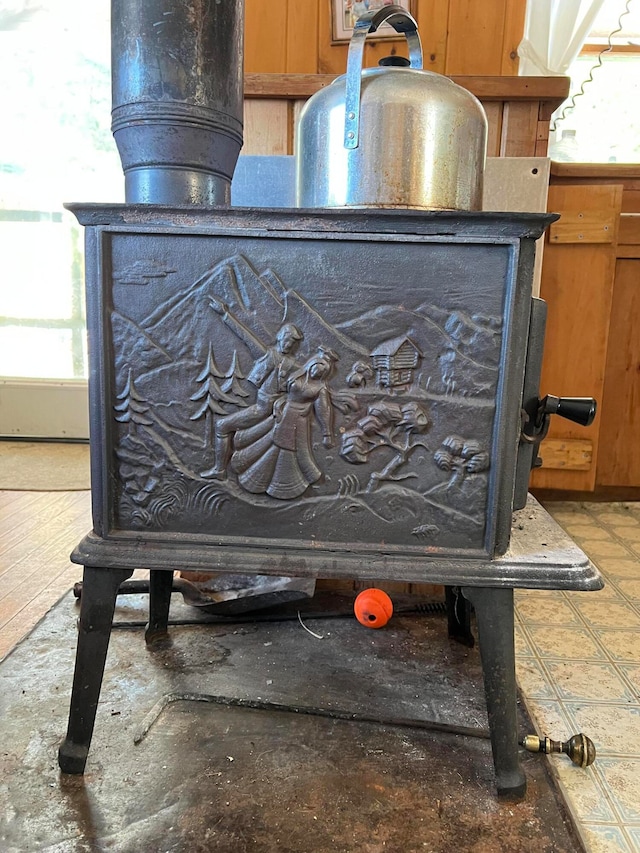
[{"left": 244, "top": 73, "right": 570, "bottom": 104}]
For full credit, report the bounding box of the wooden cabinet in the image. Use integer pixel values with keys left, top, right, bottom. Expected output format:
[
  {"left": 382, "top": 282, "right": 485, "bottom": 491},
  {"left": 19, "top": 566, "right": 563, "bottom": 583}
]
[
  {"left": 597, "top": 218, "right": 640, "bottom": 488},
  {"left": 531, "top": 168, "right": 640, "bottom": 494},
  {"left": 530, "top": 185, "right": 621, "bottom": 492}
]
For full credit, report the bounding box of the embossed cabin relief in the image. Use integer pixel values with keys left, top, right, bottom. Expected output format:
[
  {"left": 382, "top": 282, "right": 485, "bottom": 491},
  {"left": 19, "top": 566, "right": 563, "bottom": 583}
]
[{"left": 108, "top": 240, "right": 504, "bottom": 550}]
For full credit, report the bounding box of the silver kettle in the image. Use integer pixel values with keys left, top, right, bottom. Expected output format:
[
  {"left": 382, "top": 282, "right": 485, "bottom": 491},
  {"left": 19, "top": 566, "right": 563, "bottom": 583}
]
[{"left": 295, "top": 4, "right": 487, "bottom": 211}]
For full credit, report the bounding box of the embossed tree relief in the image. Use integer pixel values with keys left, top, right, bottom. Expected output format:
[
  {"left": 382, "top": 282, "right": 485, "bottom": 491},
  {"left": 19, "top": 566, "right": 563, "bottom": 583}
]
[
  {"left": 114, "top": 368, "right": 153, "bottom": 433},
  {"left": 432, "top": 436, "right": 490, "bottom": 491},
  {"left": 340, "top": 400, "right": 431, "bottom": 492},
  {"left": 190, "top": 344, "right": 246, "bottom": 449}
]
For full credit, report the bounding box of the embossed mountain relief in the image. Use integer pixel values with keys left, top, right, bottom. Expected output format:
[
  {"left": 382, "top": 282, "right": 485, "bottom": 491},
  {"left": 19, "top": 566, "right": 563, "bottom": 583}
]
[{"left": 108, "top": 246, "right": 503, "bottom": 550}]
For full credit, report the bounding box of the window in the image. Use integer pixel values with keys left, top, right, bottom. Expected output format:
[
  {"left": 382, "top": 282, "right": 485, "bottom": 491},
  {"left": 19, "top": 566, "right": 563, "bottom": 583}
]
[
  {"left": 0, "top": 0, "right": 121, "bottom": 380},
  {"left": 550, "top": 0, "right": 640, "bottom": 162}
]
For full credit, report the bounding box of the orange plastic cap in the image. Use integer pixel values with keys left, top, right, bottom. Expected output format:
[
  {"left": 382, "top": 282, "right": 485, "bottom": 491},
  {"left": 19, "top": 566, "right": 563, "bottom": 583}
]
[{"left": 354, "top": 588, "right": 393, "bottom": 629}]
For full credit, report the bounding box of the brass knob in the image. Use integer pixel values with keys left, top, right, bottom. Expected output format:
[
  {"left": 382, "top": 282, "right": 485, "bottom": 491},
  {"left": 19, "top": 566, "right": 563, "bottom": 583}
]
[{"left": 521, "top": 733, "right": 596, "bottom": 768}]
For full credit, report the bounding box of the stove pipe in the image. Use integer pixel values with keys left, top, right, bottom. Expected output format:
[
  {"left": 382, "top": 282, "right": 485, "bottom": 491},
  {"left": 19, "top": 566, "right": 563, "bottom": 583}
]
[{"left": 111, "top": 0, "right": 244, "bottom": 205}]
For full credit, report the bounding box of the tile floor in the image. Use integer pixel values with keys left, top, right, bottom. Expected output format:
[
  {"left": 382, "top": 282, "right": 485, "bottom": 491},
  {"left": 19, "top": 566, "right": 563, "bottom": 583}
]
[{"left": 517, "top": 501, "right": 640, "bottom": 853}]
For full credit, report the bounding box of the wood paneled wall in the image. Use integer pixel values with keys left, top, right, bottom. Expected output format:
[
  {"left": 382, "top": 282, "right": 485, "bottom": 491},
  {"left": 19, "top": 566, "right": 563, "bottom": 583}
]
[{"left": 245, "top": 0, "right": 527, "bottom": 76}]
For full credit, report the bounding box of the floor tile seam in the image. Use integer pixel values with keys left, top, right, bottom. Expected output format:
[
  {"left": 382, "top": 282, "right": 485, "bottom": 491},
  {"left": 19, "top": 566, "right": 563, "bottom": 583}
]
[
  {"left": 515, "top": 597, "right": 592, "bottom": 629},
  {"left": 583, "top": 560, "right": 637, "bottom": 586},
  {"left": 620, "top": 830, "right": 640, "bottom": 853},
  {"left": 532, "top": 719, "right": 624, "bottom": 831},
  {"left": 515, "top": 619, "right": 623, "bottom": 665},
  {"left": 521, "top": 646, "right": 613, "bottom": 664},
  {"left": 586, "top": 571, "right": 640, "bottom": 592},
  {"left": 576, "top": 817, "right": 630, "bottom": 846},
  {"left": 603, "top": 581, "right": 640, "bottom": 598},
  {"left": 590, "top": 618, "right": 640, "bottom": 634},
  {"left": 557, "top": 506, "right": 611, "bottom": 536},
  {"left": 590, "top": 763, "right": 640, "bottom": 831},
  {"left": 510, "top": 618, "right": 593, "bottom": 664},
  {"left": 527, "top": 697, "right": 640, "bottom": 767},
  {"left": 514, "top": 662, "right": 559, "bottom": 701},
  {"left": 575, "top": 748, "right": 640, "bottom": 763},
  {"left": 613, "top": 665, "right": 640, "bottom": 701},
  {"left": 595, "top": 586, "right": 640, "bottom": 605},
  {"left": 572, "top": 622, "right": 640, "bottom": 636},
  {"left": 528, "top": 658, "right": 640, "bottom": 707},
  {"left": 524, "top": 695, "right": 578, "bottom": 735},
  {"left": 565, "top": 583, "right": 628, "bottom": 600},
  {"left": 513, "top": 614, "right": 640, "bottom": 630},
  {"left": 551, "top": 698, "right": 640, "bottom": 762},
  {"left": 607, "top": 577, "right": 640, "bottom": 599},
  {"left": 573, "top": 573, "right": 640, "bottom": 599},
  {"left": 586, "top": 509, "right": 640, "bottom": 528},
  {"left": 594, "top": 587, "right": 640, "bottom": 613},
  {"left": 585, "top": 774, "right": 640, "bottom": 835},
  {"left": 537, "top": 654, "right": 640, "bottom": 696},
  {"left": 582, "top": 822, "right": 640, "bottom": 853},
  {"left": 514, "top": 589, "right": 590, "bottom": 622},
  {"left": 547, "top": 688, "right": 640, "bottom": 705},
  {"left": 567, "top": 624, "right": 640, "bottom": 668},
  {"left": 580, "top": 503, "right": 638, "bottom": 523},
  {"left": 554, "top": 697, "right": 640, "bottom": 712},
  {"left": 601, "top": 530, "right": 640, "bottom": 560},
  {"left": 578, "top": 519, "right": 640, "bottom": 558},
  {"left": 516, "top": 591, "right": 633, "bottom": 649},
  {"left": 546, "top": 778, "right": 621, "bottom": 849}
]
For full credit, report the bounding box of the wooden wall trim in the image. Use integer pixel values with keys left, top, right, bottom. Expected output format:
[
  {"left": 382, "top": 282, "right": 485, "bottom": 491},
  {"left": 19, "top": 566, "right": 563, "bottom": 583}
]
[
  {"left": 551, "top": 163, "right": 640, "bottom": 180},
  {"left": 244, "top": 73, "right": 569, "bottom": 105}
]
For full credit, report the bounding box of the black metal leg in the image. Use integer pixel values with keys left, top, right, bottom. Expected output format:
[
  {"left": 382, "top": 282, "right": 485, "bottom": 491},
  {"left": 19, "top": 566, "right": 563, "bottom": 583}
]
[
  {"left": 461, "top": 586, "right": 526, "bottom": 800},
  {"left": 145, "top": 569, "right": 174, "bottom": 645},
  {"left": 58, "top": 566, "right": 133, "bottom": 774}
]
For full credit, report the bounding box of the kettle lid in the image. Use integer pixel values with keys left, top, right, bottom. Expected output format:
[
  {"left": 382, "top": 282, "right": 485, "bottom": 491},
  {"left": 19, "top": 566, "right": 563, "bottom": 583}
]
[{"left": 378, "top": 55, "right": 411, "bottom": 67}]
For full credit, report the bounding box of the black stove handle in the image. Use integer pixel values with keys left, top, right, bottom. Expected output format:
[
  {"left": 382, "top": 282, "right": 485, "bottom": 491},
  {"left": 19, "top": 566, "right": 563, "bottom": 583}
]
[{"left": 539, "top": 395, "right": 597, "bottom": 428}]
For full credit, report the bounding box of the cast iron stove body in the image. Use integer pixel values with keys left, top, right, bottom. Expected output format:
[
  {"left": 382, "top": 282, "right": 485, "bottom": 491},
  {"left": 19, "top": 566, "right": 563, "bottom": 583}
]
[{"left": 73, "top": 204, "right": 550, "bottom": 571}]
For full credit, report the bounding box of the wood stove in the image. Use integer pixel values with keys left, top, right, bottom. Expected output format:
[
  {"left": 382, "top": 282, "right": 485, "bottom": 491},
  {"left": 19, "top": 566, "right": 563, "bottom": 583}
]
[
  {"left": 57, "top": 1, "right": 602, "bottom": 800},
  {"left": 59, "top": 201, "right": 602, "bottom": 795}
]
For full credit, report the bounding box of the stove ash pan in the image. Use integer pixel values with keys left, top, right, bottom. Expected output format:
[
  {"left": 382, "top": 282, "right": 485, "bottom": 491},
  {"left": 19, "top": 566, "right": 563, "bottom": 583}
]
[{"left": 71, "top": 205, "right": 555, "bottom": 581}]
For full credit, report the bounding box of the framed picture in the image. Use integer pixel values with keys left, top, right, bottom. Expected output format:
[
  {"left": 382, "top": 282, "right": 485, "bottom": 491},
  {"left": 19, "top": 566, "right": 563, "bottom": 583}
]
[{"left": 331, "top": 0, "right": 416, "bottom": 44}]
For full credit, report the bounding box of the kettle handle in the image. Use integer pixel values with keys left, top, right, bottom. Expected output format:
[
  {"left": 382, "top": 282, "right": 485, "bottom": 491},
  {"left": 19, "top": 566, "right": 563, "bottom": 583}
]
[{"left": 344, "top": 4, "right": 423, "bottom": 149}]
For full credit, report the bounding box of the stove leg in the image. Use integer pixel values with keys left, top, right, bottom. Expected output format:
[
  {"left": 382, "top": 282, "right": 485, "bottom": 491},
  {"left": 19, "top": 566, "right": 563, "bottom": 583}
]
[
  {"left": 145, "top": 569, "right": 174, "bottom": 645},
  {"left": 461, "top": 586, "right": 526, "bottom": 801},
  {"left": 58, "top": 566, "right": 133, "bottom": 775}
]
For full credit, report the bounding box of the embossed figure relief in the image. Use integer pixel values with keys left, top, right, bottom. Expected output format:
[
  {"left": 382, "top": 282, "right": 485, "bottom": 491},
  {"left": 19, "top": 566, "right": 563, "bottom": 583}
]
[{"left": 109, "top": 246, "right": 503, "bottom": 549}]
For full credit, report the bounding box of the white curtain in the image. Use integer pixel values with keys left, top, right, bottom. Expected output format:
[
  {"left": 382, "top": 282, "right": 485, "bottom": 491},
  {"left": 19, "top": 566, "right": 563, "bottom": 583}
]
[{"left": 518, "top": 0, "right": 606, "bottom": 75}]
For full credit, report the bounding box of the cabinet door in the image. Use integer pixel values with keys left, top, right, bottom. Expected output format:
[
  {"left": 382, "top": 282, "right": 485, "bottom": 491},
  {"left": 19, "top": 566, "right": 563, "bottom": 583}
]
[
  {"left": 531, "top": 184, "right": 621, "bottom": 492},
  {"left": 597, "top": 250, "right": 640, "bottom": 487}
]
